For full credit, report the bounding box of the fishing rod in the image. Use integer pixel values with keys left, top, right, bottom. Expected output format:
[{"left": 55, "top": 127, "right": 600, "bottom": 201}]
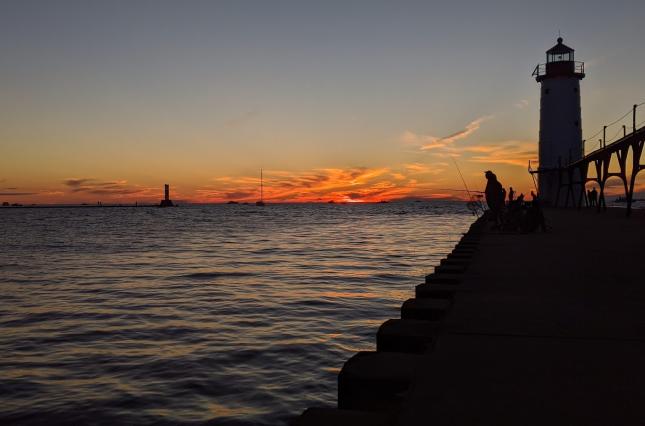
[
  {"left": 451, "top": 158, "right": 483, "bottom": 217},
  {"left": 452, "top": 158, "right": 473, "bottom": 200}
]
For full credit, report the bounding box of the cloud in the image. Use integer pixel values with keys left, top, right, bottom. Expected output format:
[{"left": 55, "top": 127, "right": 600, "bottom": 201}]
[
  {"left": 390, "top": 173, "right": 406, "bottom": 180},
  {"left": 64, "top": 178, "right": 94, "bottom": 187},
  {"left": 223, "top": 191, "right": 253, "bottom": 199},
  {"left": 0, "top": 192, "right": 37, "bottom": 196},
  {"left": 463, "top": 141, "right": 537, "bottom": 167},
  {"left": 404, "top": 163, "right": 446, "bottom": 175},
  {"left": 63, "top": 178, "right": 158, "bottom": 198},
  {"left": 401, "top": 116, "right": 493, "bottom": 151},
  {"left": 514, "top": 99, "right": 529, "bottom": 109},
  {"left": 196, "top": 166, "right": 421, "bottom": 203}
]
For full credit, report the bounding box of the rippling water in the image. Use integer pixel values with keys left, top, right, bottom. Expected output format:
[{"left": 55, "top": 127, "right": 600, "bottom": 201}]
[{"left": 0, "top": 202, "right": 473, "bottom": 425}]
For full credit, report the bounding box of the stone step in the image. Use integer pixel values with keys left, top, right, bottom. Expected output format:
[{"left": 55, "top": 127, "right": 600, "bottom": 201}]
[
  {"left": 425, "top": 273, "right": 461, "bottom": 285},
  {"left": 338, "top": 351, "right": 423, "bottom": 411},
  {"left": 440, "top": 258, "right": 470, "bottom": 268},
  {"left": 435, "top": 264, "right": 467, "bottom": 274},
  {"left": 291, "top": 407, "right": 394, "bottom": 426},
  {"left": 447, "top": 252, "right": 473, "bottom": 260},
  {"left": 456, "top": 241, "right": 478, "bottom": 249},
  {"left": 376, "top": 319, "right": 441, "bottom": 353},
  {"left": 454, "top": 244, "right": 477, "bottom": 251},
  {"left": 451, "top": 248, "right": 476, "bottom": 256},
  {"left": 415, "top": 282, "right": 458, "bottom": 300},
  {"left": 401, "top": 298, "right": 452, "bottom": 321}
]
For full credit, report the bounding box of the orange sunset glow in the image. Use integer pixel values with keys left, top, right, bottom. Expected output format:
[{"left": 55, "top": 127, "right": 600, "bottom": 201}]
[{"left": 2, "top": 2, "right": 644, "bottom": 206}]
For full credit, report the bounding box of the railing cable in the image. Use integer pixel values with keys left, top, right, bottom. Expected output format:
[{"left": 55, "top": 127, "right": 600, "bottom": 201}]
[{"left": 583, "top": 101, "right": 645, "bottom": 154}]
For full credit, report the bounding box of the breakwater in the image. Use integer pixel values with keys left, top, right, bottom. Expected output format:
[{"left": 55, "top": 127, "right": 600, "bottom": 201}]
[{"left": 293, "top": 207, "right": 645, "bottom": 425}]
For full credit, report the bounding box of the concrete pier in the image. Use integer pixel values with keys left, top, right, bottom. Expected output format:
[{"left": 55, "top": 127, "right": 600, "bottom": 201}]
[{"left": 293, "top": 208, "right": 645, "bottom": 425}]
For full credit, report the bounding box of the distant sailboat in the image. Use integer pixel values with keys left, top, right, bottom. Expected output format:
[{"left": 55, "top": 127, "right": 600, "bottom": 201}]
[{"left": 256, "top": 169, "right": 265, "bottom": 206}]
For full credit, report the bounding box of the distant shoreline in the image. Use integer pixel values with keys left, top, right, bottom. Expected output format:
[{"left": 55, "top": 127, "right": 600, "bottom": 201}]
[{"left": 0, "top": 200, "right": 469, "bottom": 209}]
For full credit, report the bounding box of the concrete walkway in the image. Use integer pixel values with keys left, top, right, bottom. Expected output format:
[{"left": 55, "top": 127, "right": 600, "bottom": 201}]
[
  {"left": 294, "top": 208, "right": 645, "bottom": 425},
  {"left": 398, "top": 208, "right": 645, "bottom": 425}
]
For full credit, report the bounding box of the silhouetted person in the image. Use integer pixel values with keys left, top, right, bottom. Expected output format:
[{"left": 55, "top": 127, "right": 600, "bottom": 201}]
[
  {"left": 590, "top": 187, "right": 598, "bottom": 207},
  {"left": 508, "top": 187, "right": 515, "bottom": 203},
  {"left": 523, "top": 191, "right": 547, "bottom": 232},
  {"left": 502, "top": 191, "right": 524, "bottom": 232},
  {"left": 484, "top": 171, "right": 504, "bottom": 225}
]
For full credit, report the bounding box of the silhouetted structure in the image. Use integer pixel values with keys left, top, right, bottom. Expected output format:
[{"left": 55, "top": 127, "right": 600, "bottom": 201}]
[
  {"left": 531, "top": 104, "right": 645, "bottom": 216},
  {"left": 528, "top": 38, "right": 645, "bottom": 216},
  {"left": 531, "top": 37, "right": 585, "bottom": 206},
  {"left": 159, "top": 184, "right": 174, "bottom": 207},
  {"left": 256, "top": 169, "right": 265, "bottom": 206}
]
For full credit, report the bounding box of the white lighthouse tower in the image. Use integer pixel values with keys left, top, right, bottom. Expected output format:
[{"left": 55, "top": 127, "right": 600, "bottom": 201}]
[{"left": 533, "top": 37, "right": 585, "bottom": 205}]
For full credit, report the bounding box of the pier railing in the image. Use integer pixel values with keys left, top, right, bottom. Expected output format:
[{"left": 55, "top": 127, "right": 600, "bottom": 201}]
[
  {"left": 538, "top": 102, "right": 645, "bottom": 216},
  {"left": 582, "top": 102, "right": 645, "bottom": 155},
  {"left": 532, "top": 61, "right": 585, "bottom": 78}
]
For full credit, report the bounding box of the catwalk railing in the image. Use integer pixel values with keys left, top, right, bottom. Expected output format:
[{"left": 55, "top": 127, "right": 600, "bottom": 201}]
[{"left": 530, "top": 103, "right": 645, "bottom": 216}]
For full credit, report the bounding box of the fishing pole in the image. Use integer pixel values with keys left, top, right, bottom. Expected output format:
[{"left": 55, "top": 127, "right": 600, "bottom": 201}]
[
  {"left": 451, "top": 157, "right": 482, "bottom": 217},
  {"left": 452, "top": 157, "right": 473, "bottom": 200}
]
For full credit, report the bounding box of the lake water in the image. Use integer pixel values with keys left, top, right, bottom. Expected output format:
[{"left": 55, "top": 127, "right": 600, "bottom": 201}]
[{"left": 0, "top": 202, "right": 473, "bottom": 425}]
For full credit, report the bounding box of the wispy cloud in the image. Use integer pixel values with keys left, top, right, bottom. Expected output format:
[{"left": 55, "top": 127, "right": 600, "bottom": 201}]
[
  {"left": 401, "top": 116, "right": 493, "bottom": 151},
  {"left": 514, "top": 99, "right": 529, "bottom": 109},
  {"left": 63, "top": 178, "right": 158, "bottom": 197},
  {"left": 0, "top": 192, "right": 37, "bottom": 196},
  {"left": 463, "top": 141, "right": 537, "bottom": 167},
  {"left": 404, "top": 162, "right": 446, "bottom": 175},
  {"left": 64, "top": 178, "right": 94, "bottom": 187},
  {"left": 196, "top": 166, "right": 426, "bottom": 202}
]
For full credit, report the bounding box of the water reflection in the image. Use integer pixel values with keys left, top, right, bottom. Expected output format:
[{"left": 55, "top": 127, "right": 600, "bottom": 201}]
[{"left": 0, "top": 202, "right": 472, "bottom": 425}]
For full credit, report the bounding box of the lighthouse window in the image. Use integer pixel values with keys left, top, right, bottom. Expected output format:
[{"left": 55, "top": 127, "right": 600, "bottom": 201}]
[{"left": 547, "top": 52, "right": 572, "bottom": 63}]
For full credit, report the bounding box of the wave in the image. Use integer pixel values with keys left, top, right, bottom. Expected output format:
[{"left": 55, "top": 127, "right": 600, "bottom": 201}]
[{"left": 179, "top": 271, "right": 255, "bottom": 280}]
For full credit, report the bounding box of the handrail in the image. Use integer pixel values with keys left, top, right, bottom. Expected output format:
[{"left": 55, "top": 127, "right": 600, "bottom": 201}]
[
  {"left": 532, "top": 61, "right": 584, "bottom": 77},
  {"left": 582, "top": 102, "right": 644, "bottom": 157}
]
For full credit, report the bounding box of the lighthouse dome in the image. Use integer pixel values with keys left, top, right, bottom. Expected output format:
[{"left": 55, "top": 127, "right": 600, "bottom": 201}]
[{"left": 546, "top": 37, "right": 574, "bottom": 62}]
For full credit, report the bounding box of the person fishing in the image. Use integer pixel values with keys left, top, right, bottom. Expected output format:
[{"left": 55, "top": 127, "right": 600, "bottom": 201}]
[
  {"left": 525, "top": 190, "right": 547, "bottom": 232},
  {"left": 484, "top": 170, "right": 504, "bottom": 225}
]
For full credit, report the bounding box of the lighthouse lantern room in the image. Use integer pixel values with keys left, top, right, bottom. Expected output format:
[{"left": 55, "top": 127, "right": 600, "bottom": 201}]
[{"left": 532, "top": 37, "right": 585, "bottom": 205}]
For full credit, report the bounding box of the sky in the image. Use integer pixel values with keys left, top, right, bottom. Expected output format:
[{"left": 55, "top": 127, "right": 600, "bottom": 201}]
[{"left": 1, "top": 0, "right": 645, "bottom": 204}]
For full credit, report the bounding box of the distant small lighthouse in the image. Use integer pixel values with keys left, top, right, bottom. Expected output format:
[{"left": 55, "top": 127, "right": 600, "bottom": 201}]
[
  {"left": 159, "top": 184, "right": 174, "bottom": 207},
  {"left": 533, "top": 37, "right": 585, "bottom": 205}
]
